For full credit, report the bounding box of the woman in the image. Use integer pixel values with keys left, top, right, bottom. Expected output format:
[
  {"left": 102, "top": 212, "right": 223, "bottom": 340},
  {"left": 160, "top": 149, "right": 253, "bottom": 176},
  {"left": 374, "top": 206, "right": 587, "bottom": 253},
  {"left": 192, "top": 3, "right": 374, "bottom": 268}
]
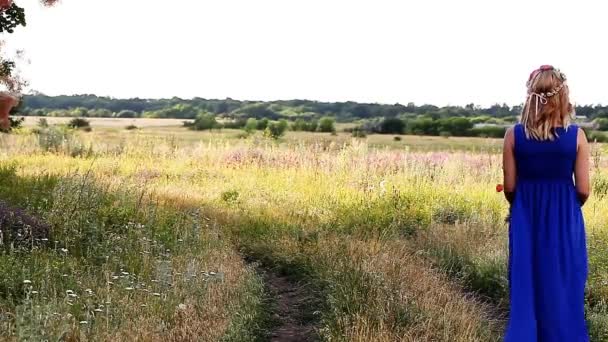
[{"left": 503, "top": 65, "right": 590, "bottom": 341}]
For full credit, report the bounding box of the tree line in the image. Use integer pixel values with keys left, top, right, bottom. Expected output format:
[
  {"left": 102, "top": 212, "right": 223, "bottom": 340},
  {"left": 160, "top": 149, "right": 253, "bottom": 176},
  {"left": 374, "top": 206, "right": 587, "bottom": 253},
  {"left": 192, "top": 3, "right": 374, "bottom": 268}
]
[{"left": 20, "top": 94, "right": 608, "bottom": 121}]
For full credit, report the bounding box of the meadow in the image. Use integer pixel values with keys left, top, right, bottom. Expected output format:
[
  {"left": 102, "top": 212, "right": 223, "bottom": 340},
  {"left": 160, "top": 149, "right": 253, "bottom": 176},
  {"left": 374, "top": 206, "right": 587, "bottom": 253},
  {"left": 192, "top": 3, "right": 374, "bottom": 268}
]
[{"left": 0, "top": 122, "right": 607, "bottom": 341}]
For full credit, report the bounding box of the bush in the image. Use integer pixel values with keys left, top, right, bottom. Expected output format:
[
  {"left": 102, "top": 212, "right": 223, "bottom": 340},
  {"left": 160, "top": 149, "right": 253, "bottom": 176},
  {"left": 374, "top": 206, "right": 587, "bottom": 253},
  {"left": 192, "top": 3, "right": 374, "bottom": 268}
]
[
  {"left": 0, "top": 117, "right": 25, "bottom": 133},
  {"left": 190, "top": 112, "right": 218, "bottom": 131},
  {"left": 264, "top": 120, "right": 288, "bottom": 139},
  {"left": 351, "top": 128, "right": 367, "bottom": 138},
  {"left": 380, "top": 118, "right": 405, "bottom": 134},
  {"left": 257, "top": 118, "right": 270, "bottom": 130},
  {"left": 36, "top": 126, "right": 71, "bottom": 152},
  {"left": 393, "top": 136, "right": 402, "bottom": 141},
  {"left": 37, "top": 118, "right": 49, "bottom": 128},
  {"left": 317, "top": 117, "right": 336, "bottom": 133},
  {"left": 125, "top": 125, "right": 138, "bottom": 130},
  {"left": 470, "top": 126, "right": 508, "bottom": 138},
  {"left": 244, "top": 118, "right": 258, "bottom": 133},
  {"left": 586, "top": 130, "right": 608, "bottom": 143},
  {"left": 67, "top": 118, "right": 90, "bottom": 129}
]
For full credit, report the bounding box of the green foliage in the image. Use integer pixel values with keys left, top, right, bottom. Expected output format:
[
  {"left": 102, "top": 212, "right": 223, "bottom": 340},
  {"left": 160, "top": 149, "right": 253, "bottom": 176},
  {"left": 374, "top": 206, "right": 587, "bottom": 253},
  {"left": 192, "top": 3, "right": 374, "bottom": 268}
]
[
  {"left": 586, "top": 131, "right": 608, "bottom": 143},
  {"left": 256, "top": 118, "right": 269, "bottom": 131},
  {"left": 244, "top": 118, "right": 258, "bottom": 133},
  {"left": 264, "top": 120, "right": 288, "bottom": 139},
  {"left": 380, "top": 117, "right": 405, "bottom": 134},
  {"left": 190, "top": 112, "right": 218, "bottom": 131},
  {"left": 0, "top": 4, "right": 26, "bottom": 35},
  {"left": 317, "top": 117, "right": 336, "bottom": 133},
  {"left": 470, "top": 126, "right": 508, "bottom": 138},
  {"left": 1, "top": 117, "right": 24, "bottom": 133},
  {"left": 291, "top": 118, "right": 318, "bottom": 132},
  {"left": 595, "top": 118, "right": 608, "bottom": 131}
]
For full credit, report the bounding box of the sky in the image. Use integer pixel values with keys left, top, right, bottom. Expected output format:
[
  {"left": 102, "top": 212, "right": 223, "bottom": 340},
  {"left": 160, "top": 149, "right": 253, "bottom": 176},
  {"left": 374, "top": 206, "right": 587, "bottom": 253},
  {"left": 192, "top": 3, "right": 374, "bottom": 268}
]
[{"left": 6, "top": 0, "right": 608, "bottom": 106}]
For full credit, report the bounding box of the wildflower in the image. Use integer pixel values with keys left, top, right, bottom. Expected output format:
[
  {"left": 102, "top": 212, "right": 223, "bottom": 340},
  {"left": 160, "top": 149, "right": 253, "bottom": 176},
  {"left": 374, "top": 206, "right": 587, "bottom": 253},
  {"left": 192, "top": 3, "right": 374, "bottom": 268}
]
[
  {"left": 23, "top": 280, "right": 32, "bottom": 284},
  {"left": 94, "top": 308, "right": 103, "bottom": 312},
  {"left": 79, "top": 321, "right": 88, "bottom": 325},
  {"left": 178, "top": 304, "right": 187, "bottom": 310},
  {"left": 31, "top": 291, "right": 39, "bottom": 294},
  {"left": 496, "top": 184, "right": 504, "bottom": 193},
  {"left": 60, "top": 248, "right": 68, "bottom": 253},
  {"left": 152, "top": 292, "right": 161, "bottom": 297},
  {"left": 125, "top": 287, "right": 134, "bottom": 291}
]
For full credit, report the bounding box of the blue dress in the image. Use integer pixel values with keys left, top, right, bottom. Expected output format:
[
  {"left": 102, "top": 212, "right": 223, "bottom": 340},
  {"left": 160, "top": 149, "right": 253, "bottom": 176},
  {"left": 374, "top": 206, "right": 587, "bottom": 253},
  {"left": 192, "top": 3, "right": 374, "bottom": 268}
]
[{"left": 505, "top": 124, "right": 589, "bottom": 341}]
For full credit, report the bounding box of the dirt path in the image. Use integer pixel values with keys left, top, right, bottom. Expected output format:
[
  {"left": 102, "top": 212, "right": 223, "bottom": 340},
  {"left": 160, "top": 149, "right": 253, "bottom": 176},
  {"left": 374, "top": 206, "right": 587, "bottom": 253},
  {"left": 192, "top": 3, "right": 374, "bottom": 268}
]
[{"left": 263, "top": 270, "right": 318, "bottom": 342}]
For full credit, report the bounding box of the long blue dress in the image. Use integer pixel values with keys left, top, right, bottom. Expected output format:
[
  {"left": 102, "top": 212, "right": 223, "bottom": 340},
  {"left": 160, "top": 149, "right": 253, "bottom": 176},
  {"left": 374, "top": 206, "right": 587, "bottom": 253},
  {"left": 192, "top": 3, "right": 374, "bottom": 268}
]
[{"left": 505, "top": 124, "right": 589, "bottom": 341}]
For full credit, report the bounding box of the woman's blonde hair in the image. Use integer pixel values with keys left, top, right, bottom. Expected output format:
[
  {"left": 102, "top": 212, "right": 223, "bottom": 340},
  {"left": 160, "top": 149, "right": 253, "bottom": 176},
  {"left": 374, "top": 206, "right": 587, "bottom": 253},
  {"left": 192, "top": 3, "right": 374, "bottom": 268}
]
[{"left": 521, "top": 65, "right": 574, "bottom": 140}]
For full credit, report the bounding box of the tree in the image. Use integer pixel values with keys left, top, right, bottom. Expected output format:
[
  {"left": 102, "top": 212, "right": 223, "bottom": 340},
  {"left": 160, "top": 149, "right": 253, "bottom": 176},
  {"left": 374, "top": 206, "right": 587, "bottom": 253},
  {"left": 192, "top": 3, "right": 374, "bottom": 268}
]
[{"left": 317, "top": 117, "right": 336, "bottom": 133}]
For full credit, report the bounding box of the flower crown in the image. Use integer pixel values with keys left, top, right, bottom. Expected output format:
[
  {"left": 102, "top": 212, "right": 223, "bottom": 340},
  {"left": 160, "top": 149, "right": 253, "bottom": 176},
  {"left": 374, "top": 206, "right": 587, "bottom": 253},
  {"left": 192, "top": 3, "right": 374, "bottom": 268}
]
[{"left": 526, "top": 65, "right": 567, "bottom": 99}]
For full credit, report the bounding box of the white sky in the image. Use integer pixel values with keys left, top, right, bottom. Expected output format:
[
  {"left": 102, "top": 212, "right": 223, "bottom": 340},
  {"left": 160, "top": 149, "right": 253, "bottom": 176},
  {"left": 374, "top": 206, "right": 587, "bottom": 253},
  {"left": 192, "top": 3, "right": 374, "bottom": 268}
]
[{"left": 6, "top": 0, "right": 608, "bottom": 106}]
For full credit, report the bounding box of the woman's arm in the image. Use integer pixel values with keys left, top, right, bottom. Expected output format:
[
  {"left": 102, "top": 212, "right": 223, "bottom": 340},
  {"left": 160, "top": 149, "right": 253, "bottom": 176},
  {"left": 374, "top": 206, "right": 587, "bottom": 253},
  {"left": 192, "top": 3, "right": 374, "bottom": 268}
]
[
  {"left": 575, "top": 128, "right": 591, "bottom": 205},
  {"left": 0, "top": 93, "right": 18, "bottom": 130},
  {"left": 503, "top": 127, "right": 517, "bottom": 204}
]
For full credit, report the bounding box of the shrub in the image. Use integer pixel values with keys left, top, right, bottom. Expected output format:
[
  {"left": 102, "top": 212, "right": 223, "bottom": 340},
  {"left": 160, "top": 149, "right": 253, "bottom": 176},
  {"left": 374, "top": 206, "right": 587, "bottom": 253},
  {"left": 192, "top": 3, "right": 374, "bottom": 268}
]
[
  {"left": 244, "top": 118, "right": 258, "bottom": 133},
  {"left": 264, "top": 120, "right": 288, "bottom": 139},
  {"left": 37, "top": 118, "right": 49, "bottom": 128},
  {"left": 125, "top": 124, "right": 138, "bottom": 130},
  {"left": 36, "top": 126, "right": 71, "bottom": 152},
  {"left": 393, "top": 136, "right": 402, "bottom": 141},
  {"left": 0, "top": 117, "right": 25, "bottom": 133},
  {"left": 380, "top": 118, "right": 405, "bottom": 134},
  {"left": 191, "top": 112, "right": 218, "bottom": 131},
  {"left": 67, "top": 118, "right": 90, "bottom": 129},
  {"left": 586, "top": 131, "right": 608, "bottom": 143},
  {"left": 352, "top": 128, "right": 367, "bottom": 138},
  {"left": 317, "top": 117, "right": 336, "bottom": 133},
  {"left": 470, "top": 126, "right": 508, "bottom": 138}
]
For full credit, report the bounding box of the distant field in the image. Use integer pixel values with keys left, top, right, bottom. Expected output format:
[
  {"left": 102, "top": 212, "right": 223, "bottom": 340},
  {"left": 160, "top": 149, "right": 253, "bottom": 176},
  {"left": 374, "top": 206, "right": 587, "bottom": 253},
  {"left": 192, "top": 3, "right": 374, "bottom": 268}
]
[
  {"left": 18, "top": 116, "right": 503, "bottom": 152},
  {"left": 20, "top": 116, "right": 193, "bottom": 128}
]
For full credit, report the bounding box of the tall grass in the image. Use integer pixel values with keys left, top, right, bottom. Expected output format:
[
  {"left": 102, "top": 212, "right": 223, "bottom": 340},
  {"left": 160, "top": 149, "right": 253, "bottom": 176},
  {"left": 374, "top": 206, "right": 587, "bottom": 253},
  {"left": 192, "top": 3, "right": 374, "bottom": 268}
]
[{"left": 0, "top": 131, "right": 606, "bottom": 340}]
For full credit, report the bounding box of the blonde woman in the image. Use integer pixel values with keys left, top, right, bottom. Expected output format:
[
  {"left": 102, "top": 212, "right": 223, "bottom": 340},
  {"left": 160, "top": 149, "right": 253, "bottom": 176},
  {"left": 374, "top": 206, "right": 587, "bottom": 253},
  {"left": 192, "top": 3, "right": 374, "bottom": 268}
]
[{"left": 503, "top": 65, "right": 590, "bottom": 341}]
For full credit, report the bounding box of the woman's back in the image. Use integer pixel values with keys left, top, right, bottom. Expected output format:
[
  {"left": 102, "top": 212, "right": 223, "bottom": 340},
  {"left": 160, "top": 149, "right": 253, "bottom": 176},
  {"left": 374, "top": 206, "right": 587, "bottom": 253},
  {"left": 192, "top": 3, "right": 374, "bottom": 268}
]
[{"left": 513, "top": 124, "right": 578, "bottom": 182}]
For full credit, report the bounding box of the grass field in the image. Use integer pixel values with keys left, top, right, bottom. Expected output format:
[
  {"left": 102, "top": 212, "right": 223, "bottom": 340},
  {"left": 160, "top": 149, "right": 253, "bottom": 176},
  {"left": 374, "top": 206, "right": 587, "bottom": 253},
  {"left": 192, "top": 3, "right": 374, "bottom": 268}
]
[{"left": 0, "top": 122, "right": 606, "bottom": 341}]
